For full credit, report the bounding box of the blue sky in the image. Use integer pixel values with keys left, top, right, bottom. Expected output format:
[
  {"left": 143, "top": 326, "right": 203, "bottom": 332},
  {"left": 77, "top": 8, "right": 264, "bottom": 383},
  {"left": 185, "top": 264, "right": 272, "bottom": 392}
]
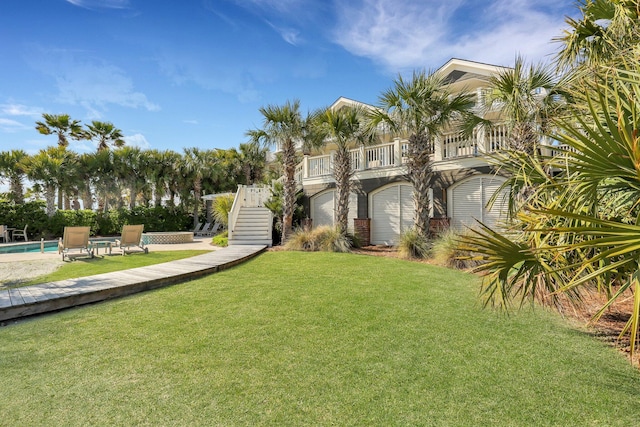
[{"left": 0, "top": 0, "right": 576, "bottom": 155}]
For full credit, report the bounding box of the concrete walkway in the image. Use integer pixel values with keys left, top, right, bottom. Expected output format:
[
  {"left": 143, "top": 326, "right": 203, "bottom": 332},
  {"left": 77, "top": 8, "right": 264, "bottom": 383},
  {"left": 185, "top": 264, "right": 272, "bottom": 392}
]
[{"left": 0, "top": 245, "right": 266, "bottom": 323}]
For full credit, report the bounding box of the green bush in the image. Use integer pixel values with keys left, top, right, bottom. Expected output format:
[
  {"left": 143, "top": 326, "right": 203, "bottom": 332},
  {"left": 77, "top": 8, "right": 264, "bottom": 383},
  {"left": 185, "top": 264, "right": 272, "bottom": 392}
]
[
  {"left": 0, "top": 200, "right": 193, "bottom": 239},
  {"left": 213, "top": 195, "right": 234, "bottom": 227},
  {"left": 49, "top": 210, "right": 97, "bottom": 237},
  {"left": 0, "top": 200, "right": 48, "bottom": 239},
  {"left": 212, "top": 230, "right": 228, "bottom": 247}
]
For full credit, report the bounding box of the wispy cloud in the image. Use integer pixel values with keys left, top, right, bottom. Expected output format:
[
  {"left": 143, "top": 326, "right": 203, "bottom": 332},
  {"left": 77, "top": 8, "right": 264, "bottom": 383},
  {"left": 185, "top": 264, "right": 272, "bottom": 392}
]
[
  {"left": 66, "top": 0, "right": 130, "bottom": 9},
  {"left": 331, "top": 0, "right": 572, "bottom": 72},
  {"left": 267, "top": 22, "right": 302, "bottom": 46},
  {"left": 156, "top": 50, "right": 263, "bottom": 104},
  {"left": 124, "top": 133, "right": 150, "bottom": 149},
  {"left": 1, "top": 103, "right": 42, "bottom": 117},
  {"left": 0, "top": 118, "right": 30, "bottom": 133},
  {"left": 28, "top": 46, "right": 160, "bottom": 115}
]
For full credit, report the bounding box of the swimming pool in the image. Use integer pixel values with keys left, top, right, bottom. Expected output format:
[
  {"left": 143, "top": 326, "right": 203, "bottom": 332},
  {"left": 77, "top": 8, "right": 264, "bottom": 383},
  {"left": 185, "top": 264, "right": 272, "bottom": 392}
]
[{"left": 0, "top": 241, "right": 59, "bottom": 254}]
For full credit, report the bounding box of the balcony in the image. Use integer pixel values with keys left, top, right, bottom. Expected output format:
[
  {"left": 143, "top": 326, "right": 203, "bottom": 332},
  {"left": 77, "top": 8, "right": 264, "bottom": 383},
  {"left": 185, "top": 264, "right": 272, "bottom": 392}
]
[{"left": 295, "top": 123, "right": 512, "bottom": 184}]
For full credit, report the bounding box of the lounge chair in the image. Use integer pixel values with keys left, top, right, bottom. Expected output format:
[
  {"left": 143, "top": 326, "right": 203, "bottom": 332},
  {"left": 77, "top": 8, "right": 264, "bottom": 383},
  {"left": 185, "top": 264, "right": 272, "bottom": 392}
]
[
  {"left": 12, "top": 224, "right": 28, "bottom": 242},
  {"left": 191, "top": 222, "right": 204, "bottom": 233},
  {"left": 112, "top": 224, "right": 148, "bottom": 255},
  {"left": 194, "top": 222, "right": 212, "bottom": 237},
  {"left": 201, "top": 222, "right": 222, "bottom": 237},
  {"left": 59, "top": 226, "right": 94, "bottom": 261}
]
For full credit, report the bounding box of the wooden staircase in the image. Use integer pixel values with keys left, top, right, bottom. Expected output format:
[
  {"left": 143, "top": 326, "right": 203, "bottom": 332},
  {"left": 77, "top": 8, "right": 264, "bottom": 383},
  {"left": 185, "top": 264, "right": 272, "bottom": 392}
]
[
  {"left": 228, "top": 185, "right": 273, "bottom": 247},
  {"left": 228, "top": 206, "right": 272, "bottom": 246}
]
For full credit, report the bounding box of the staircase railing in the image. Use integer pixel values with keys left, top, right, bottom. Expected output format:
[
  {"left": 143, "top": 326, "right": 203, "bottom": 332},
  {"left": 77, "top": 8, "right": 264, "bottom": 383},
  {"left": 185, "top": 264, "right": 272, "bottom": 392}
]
[{"left": 228, "top": 184, "right": 272, "bottom": 242}]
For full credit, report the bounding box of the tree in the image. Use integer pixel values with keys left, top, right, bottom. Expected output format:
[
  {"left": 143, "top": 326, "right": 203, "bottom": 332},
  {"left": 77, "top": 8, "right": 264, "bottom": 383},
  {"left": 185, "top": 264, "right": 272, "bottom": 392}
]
[
  {"left": 181, "top": 147, "right": 216, "bottom": 227},
  {"left": 368, "top": 70, "right": 476, "bottom": 238},
  {"left": 86, "top": 121, "right": 125, "bottom": 152},
  {"left": 459, "top": 57, "right": 640, "bottom": 358},
  {"left": 247, "top": 100, "right": 316, "bottom": 242},
  {"left": 487, "top": 56, "right": 567, "bottom": 155},
  {"left": 26, "top": 146, "right": 73, "bottom": 216},
  {"left": 314, "top": 105, "right": 374, "bottom": 234},
  {"left": 0, "top": 150, "right": 29, "bottom": 204},
  {"left": 239, "top": 141, "right": 268, "bottom": 185},
  {"left": 35, "top": 114, "right": 84, "bottom": 148},
  {"left": 554, "top": 0, "right": 640, "bottom": 70},
  {"left": 113, "top": 146, "right": 149, "bottom": 209}
]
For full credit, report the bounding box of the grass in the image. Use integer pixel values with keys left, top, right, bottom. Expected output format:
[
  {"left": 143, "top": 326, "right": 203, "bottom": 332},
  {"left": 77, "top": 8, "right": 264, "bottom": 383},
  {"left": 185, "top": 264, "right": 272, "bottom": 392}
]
[
  {"left": 1, "top": 252, "right": 640, "bottom": 425},
  {"left": 23, "top": 250, "right": 211, "bottom": 286}
]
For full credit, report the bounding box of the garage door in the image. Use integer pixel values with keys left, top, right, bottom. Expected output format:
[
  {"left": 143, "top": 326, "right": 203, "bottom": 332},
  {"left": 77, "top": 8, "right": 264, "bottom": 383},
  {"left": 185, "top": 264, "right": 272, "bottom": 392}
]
[
  {"left": 310, "top": 190, "right": 358, "bottom": 232},
  {"left": 448, "top": 175, "right": 507, "bottom": 230},
  {"left": 369, "top": 183, "right": 418, "bottom": 246}
]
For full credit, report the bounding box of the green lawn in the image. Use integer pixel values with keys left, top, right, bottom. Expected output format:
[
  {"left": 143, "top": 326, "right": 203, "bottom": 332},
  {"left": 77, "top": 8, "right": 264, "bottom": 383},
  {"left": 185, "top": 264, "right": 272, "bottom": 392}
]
[
  {"left": 1, "top": 252, "right": 639, "bottom": 425},
  {"left": 23, "top": 250, "right": 212, "bottom": 286}
]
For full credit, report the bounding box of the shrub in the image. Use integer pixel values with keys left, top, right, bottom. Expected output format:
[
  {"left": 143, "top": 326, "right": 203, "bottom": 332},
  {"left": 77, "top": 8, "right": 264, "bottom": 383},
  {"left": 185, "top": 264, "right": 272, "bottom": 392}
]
[
  {"left": 397, "top": 228, "right": 431, "bottom": 259},
  {"left": 212, "top": 194, "right": 234, "bottom": 227},
  {"left": 430, "top": 229, "right": 475, "bottom": 269},
  {"left": 212, "top": 230, "right": 228, "bottom": 247},
  {"left": 285, "top": 226, "right": 352, "bottom": 253}
]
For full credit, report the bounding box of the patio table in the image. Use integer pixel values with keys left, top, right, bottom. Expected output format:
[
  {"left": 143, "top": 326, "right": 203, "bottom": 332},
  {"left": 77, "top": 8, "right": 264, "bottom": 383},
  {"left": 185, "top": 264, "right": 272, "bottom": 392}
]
[{"left": 91, "top": 240, "right": 113, "bottom": 255}]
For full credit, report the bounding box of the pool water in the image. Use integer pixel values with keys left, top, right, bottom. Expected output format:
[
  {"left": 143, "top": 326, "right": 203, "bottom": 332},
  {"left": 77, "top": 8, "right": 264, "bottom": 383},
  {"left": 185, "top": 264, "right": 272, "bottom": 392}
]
[{"left": 0, "top": 241, "right": 59, "bottom": 254}]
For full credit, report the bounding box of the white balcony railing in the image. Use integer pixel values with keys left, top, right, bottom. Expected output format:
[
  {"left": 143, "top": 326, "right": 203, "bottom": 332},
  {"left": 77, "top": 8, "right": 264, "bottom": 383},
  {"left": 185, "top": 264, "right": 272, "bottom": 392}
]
[{"left": 294, "top": 124, "right": 522, "bottom": 183}]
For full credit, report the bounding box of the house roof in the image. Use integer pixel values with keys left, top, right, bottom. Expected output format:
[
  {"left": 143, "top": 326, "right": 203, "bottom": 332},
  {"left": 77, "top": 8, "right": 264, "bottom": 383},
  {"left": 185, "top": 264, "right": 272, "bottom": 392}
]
[{"left": 329, "top": 58, "right": 511, "bottom": 111}]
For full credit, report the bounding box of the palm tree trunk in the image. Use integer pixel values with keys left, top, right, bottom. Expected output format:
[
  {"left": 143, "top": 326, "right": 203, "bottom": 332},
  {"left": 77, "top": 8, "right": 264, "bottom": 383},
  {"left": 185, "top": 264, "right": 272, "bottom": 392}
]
[
  {"left": 406, "top": 132, "right": 433, "bottom": 237},
  {"left": 281, "top": 139, "right": 297, "bottom": 242},
  {"left": 9, "top": 175, "right": 24, "bottom": 204},
  {"left": 334, "top": 148, "right": 352, "bottom": 235},
  {"left": 46, "top": 185, "right": 56, "bottom": 217},
  {"left": 192, "top": 178, "right": 202, "bottom": 228},
  {"left": 129, "top": 184, "right": 137, "bottom": 209}
]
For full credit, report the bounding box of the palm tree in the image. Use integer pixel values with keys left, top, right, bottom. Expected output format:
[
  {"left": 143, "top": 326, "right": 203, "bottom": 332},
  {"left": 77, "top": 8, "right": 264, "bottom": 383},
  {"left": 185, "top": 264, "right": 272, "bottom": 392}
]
[
  {"left": 314, "top": 105, "right": 374, "bottom": 234},
  {"left": 0, "top": 150, "right": 29, "bottom": 204},
  {"left": 239, "top": 141, "right": 268, "bottom": 185},
  {"left": 458, "top": 57, "right": 640, "bottom": 358},
  {"left": 247, "top": 100, "right": 315, "bottom": 242},
  {"left": 113, "top": 146, "right": 148, "bottom": 209},
  {"left": 554, "top": 0, "right": 639, "bottom": 70},
  {"left": 368, "top": 70, "right": 476, "bottom": 238},
  {"left": 26, "top": 146, "right": 72, "bottom": 216},
  {"left": 181, "top": 147, "right": 216, "bottom": 227},
  {"left": 487, "top": 56, "right": 567, "bottom": 155},
  {"left": 86, "top": 120, "right": 125, "bottom": 152},
  {"left": 35, "top": 114, "right": 84, "bottom": 148}
]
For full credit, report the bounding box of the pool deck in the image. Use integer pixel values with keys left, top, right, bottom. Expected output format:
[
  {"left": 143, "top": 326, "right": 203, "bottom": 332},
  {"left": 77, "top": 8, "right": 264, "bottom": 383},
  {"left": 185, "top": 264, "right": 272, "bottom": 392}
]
[{"left": 0, "top": 244, "right": 267, "bottom": 323}]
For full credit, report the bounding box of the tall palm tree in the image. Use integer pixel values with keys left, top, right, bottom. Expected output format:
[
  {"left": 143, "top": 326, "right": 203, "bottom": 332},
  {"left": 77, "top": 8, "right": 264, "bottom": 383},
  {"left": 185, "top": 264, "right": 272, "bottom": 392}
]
[
  {"left": 487, "top": 56, "right": 567, "bottom": 155},
  {"left": 247, "top": 100, "right": 317, "bottom": 242},
  {"left": 113, "top": 146, "right": 148, "bottom": 209},
  {"left": 181, "top": 147, "right": 216, "bottom": 227},
  {"left": 0, "top": 150, "right": 29, "bottom": 204},
  {"left": 239, "top": 141, "right": 268, "bottom": 185},
  {"left": 315, "top": 105, "right": 374, "bottom": 234},
  {"left": 35, "top": 113, "right": 84, "bottom": 148},
  {"left": 368, "top": 70, "right": 476, "bottom": 238},
  {"left": 26, "top": 146, "right": 72, "bottom": 216},
  {"left": 86, "top": 120, "right": 125, "bottom": 152},
  {"left": 91, "top": 149, "right": 117, "bottom": 212}
]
